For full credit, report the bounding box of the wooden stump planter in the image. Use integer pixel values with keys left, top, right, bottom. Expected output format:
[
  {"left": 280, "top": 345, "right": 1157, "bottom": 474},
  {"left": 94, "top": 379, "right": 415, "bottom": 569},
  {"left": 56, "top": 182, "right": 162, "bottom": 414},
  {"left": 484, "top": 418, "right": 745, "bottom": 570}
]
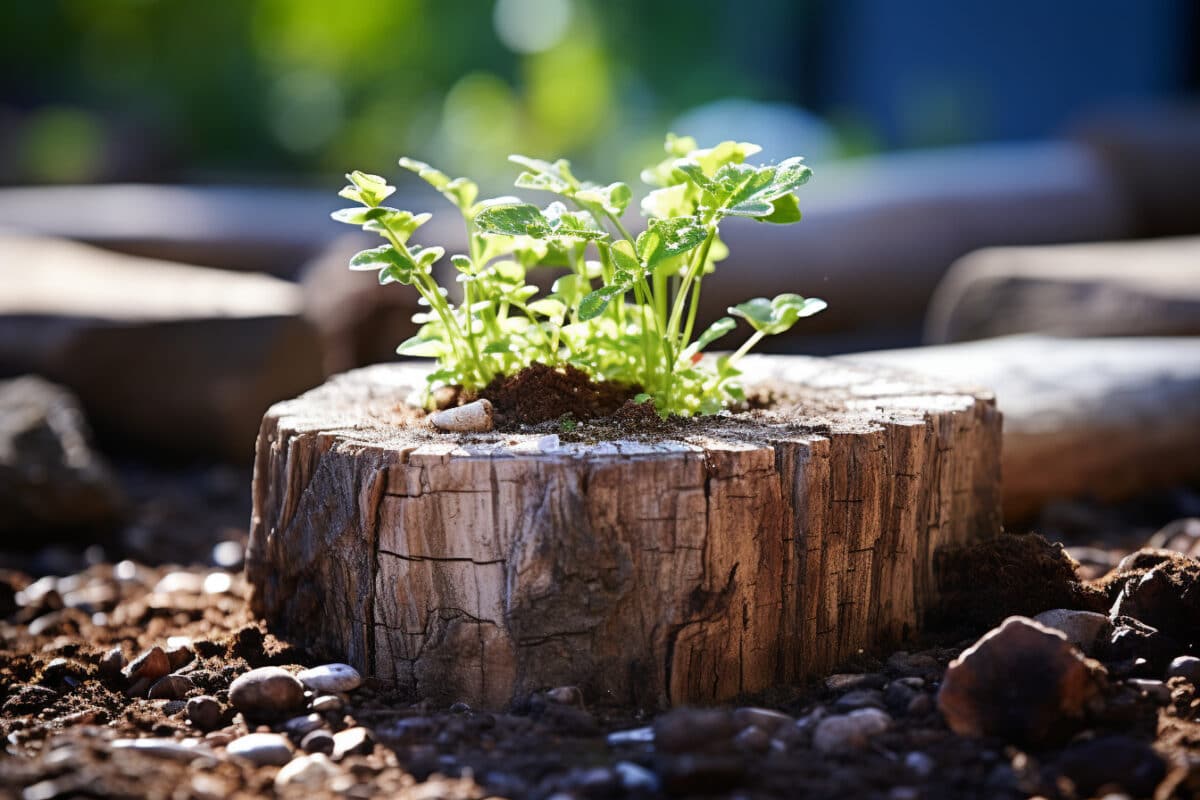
[{"left": 246, "top": 356, "right": 1001, "bottom": 709}]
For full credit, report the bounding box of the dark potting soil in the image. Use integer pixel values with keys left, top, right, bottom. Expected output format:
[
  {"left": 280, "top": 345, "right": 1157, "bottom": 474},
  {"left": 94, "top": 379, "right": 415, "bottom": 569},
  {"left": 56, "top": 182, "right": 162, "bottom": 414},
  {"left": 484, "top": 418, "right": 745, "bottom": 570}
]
[{"left": 470, "top": 363, "right": 640, "bottom": 428}]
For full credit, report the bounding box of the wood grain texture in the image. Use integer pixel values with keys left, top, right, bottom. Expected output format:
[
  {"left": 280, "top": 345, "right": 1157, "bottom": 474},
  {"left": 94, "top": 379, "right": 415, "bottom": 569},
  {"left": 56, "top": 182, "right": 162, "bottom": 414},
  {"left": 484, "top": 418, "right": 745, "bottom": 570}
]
[{"left": 246, "top": 356, "right": 1001, "bottom": 708}]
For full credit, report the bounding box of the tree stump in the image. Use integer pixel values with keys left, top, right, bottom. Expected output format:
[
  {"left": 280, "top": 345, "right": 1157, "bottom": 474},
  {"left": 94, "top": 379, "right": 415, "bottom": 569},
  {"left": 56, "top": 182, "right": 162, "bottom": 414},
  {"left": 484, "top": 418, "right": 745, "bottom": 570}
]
[{"left": 246, "top": 356, "right": 1001, "bottom": 709}]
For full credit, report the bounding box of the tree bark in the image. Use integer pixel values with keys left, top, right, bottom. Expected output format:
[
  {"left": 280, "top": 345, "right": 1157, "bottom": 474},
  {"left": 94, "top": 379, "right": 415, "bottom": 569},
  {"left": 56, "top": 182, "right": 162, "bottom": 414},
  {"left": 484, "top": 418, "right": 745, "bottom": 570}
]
[{"left": 247, "top": 356, "right": 1001, "bottom": 709}]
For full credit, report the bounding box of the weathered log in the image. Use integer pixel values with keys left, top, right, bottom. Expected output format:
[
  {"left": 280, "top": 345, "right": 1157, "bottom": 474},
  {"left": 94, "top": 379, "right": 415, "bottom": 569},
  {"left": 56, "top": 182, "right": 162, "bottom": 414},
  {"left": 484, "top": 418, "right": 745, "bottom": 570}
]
[{"left": 246, "top": 356, "right": 1001, "bottom": 709}]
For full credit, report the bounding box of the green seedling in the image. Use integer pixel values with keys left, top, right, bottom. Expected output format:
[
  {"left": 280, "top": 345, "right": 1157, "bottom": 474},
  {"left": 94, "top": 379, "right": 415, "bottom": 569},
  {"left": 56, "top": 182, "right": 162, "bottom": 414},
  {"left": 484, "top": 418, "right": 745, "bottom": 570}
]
[{"left": 334, "top": 134, "right": 825, "bottom": 417}]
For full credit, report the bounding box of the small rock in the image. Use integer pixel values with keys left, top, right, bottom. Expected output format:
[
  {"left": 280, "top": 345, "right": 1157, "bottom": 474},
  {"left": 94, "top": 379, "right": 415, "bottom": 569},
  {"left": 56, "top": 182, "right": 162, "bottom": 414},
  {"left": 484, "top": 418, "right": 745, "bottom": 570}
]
[
  {"left": 614, "top": 760, "right": 660, "bottom": 792},
  {"left": 545, "top": 685, "right": 582, "bottom": 706},
  {"left": 284, "top": 713, "right": 325, "bottom": 737},
  {"left": 734, "top": 725, "right": 771, "bottom": 753},
  {"left": 904, "top": 751, "right": 935, "bottom": 778},
  {"left": 1052, "top": 735, "right": 1167, "bottom": 799},
  {"left": 124, "top": 646, "right": 170, "bottom": 684},
  {"left": 301, "top": 729, "right": 335, "bottom": 755},
  {"left": 228, "top": 667, "right": 306, "bottom": 718},
  {"left": 888, "top": 651, "right": 940, "bottom": 677},
  {"left": 884, "top": 682, "right": 918, "bottom": 713},
  {"left": 1105, "top": 616, "right": 1181, "bottom": 670},
  {"left": 1167, "top": 655, "right": 1200, "bottom": 683},
  {"left": 186, "top": 695, "right": 223, "bottom": 731},
  {"left": 2, "top": 684, "right": 58, "bottom": 714},
  {"left": 275, "top": 753, "right": 340, "bottom": 789},
  {"left": 296, "top": 663, "right": 362, "bottom": 694},
  {"left": 98, "top": 647, "right": 125, "bottom": 682},
  {"left": 825, "top": 672, "right": 887, "bottom": 692},
  {"left": 110, "top": 738, "right": 215, "bottom": 762},
  {"left": 606, "top": 726, "right": 654, "bottom": 746},
  {"left": 1148, "top": 517, "right": 1200, "bottom": 556},
  {"left": 148, "top": 674, "right": 194, "bottom": 700},
  {"left": 812, "top": 708, "right": 892, "bottom": 754},
  {"left": 732, "top": 707, "right": 792, "bottom": 734},
  {"left": 1112, "top": 556, "right": 1200, "bottom": 644},
  {"left": 906, "top": 693, "right": 934, "bottom": 716},
  {"left": 834, "top": 689, "right": 885, "bottom": 711},
  {"left": 226, "top": 732, "right": 293, "bottom": 766},
  {"left": 311, "top": 694, "right": 344, "bottom": 714},
  {"left": 165, "top": 643, "right": 194, "bottom": 671},
  {"left": 332, "top": 726, "right": 373, "bottom": 759},
  {"left": 430, "top": 399, "right": 494, "bottom": 433},
  {"left": 1033, "top": 609, "right": 1113, "bottom": 652},
  {"left": 937, "top": 616, "right": 1101, "bottom": 746},
  {"left": 654, "top": 708, "right": 735, "bottom": 753},
  {"left": 658, "top": 754, "right": 745, "bottom": 795}
]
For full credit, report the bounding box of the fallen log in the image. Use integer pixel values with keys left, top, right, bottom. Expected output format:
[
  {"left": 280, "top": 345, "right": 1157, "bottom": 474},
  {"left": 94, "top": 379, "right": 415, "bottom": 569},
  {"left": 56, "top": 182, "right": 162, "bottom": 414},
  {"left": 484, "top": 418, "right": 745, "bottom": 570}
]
[{"left": 246, "top": 356, "right": 1001, "bottom": 708}]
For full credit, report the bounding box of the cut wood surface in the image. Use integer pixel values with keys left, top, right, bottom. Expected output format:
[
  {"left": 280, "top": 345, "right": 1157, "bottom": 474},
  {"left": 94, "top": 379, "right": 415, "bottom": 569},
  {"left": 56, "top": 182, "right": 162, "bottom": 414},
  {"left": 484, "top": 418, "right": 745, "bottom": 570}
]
[{"left": 246, "top": 356, "right": 1001, "bottom": 709}]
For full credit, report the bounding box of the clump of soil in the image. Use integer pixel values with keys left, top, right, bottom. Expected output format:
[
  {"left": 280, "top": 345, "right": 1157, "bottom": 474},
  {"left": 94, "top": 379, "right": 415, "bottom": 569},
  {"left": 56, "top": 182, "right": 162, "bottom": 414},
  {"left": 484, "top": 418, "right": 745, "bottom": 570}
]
[
  {"left": 933, "top": 532, "right": 1108, "bottom": 630},
  {"left": 475, "top": 363, "right": 639, "bottom": 428}
]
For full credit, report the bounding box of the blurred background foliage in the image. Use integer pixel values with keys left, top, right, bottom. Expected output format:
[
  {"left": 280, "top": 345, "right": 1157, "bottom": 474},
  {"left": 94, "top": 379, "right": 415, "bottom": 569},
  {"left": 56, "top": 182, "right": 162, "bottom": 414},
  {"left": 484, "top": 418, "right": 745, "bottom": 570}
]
[{"left": 0, "top": 0, "right": 1195, "bottom": 189}]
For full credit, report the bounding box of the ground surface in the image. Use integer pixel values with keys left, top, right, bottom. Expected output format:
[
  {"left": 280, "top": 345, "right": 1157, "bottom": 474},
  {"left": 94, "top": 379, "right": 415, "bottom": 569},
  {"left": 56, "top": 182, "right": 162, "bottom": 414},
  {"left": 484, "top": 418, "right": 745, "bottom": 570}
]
[{"left": 2, "top": 465, "right": 1200, "bottom": 799}]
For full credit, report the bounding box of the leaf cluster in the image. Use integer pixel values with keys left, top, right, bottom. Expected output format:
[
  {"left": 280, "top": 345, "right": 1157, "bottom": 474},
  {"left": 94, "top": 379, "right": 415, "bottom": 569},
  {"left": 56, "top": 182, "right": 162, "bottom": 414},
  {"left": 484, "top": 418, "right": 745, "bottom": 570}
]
[{"left": 333, "top": 135, "right": 825, "bottom": 417}]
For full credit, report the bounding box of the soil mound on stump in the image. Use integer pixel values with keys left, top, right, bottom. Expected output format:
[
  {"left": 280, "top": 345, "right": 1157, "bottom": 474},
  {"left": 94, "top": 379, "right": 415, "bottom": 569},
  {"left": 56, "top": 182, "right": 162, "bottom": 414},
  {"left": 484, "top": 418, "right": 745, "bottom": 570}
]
[{"left": 474, "top": 363, "right": 639, "bottom": 428}]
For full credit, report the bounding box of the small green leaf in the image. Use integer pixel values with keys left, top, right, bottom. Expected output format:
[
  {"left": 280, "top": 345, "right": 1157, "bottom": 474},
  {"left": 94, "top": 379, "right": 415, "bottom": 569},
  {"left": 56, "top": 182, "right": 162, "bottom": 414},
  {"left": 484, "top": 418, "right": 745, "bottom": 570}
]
[
  {"left": 578, "top": 285, "right": 626, "bottom": 321},
  {"left": 542, "top": 201, "right": 608, "bottom": 241},
  {"left": 474, "top": 202, "right": 551, "bottom": 238},
  {"left": 451, "top": 254, "right": 473, "bottom": 273},
  {"left": 349, "top": 244, "right": 412, "bottom": 273},
  {"left": 694, "top": 317, "right": 736, "bottom": 352},
  {"left": 757, "top": 193, "right": 802, "bottom": 224},
  {"left": 637, "top": 216, "right": 708, "bottom": 269},
  {"left": 575, "top": 181, "right": 633, "bottom": 216},
  {"left": 729, "top": 294, "right": 826, "bottom": 335},
  {"left": 399, "top": 157, "right": 478, "bottom": 212},
  {"left": 338, "top": 171, "right": 394, "bottom": 207},
  {"left": 396, "top": 335, "right": 446, "bottom": 357},
  {"left": 515, "top": 170, "right": 572, "bottom": 194},
  {"left": 528, "top": 298, "right": 567, "bottom": 319}
]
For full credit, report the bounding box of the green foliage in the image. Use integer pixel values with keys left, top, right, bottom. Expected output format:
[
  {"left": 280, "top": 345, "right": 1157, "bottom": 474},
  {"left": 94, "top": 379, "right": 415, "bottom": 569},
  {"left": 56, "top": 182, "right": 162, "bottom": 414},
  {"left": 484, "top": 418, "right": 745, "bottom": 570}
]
[{"left": 335, "top": 133, "right": 825, "bottom": 417}]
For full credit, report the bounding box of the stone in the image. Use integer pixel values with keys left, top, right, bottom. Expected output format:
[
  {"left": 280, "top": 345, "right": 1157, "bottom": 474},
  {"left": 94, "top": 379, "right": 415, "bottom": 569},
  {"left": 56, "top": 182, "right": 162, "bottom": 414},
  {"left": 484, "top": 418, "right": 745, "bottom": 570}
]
[
  {"left": 886, "top": 651, "right": 941, "bottom": 678},
  {"left": 310, "top": 694, "right": 344, "bottom": 714},
  {"left": 283, "top": 713, "right": 325, "bottom": 737},
  {"left": 110, "top": 738, "right": 216, "bottom": 762},
  {"left": 275, "top": 753, "right": 340, "bottom": 789},
  {"left": 147, "top": 674, "right": 194, "bottom": 700},
  {"left": 884, "top": 682, "right": 918, "bottom": 714},
  {"left": 301, "top": 729, "right": 335, "bottom": 755},
  {"left": 0, "top": 235, "right": 325, "bottom": 461},
  {"left": 1033, "top": 609, "right": 1113, "bottom": 653},
  {"left": 1112, "top": 556, "right": 1200, "bottom": 645},
  {"left": 904, "top": 752, "right": 935, "bottom": 779},
  {"left": 429, "top": 399, "right": 494, "bottom": 433},
  {"left": 937, "top": 616, "right": 1102, "bottom": 746},
  {"left": 1167, "top": 655, "right": 1200, "bottom": 684},
  {"left": 124, "top": 647, "right": 170, "bottom": 685},
  {"left": 186, "top": 695, "right": 223, "bottom": 732},
  {"left": 1051, "top": 735, "right": 1167, "bottom": 799},
  {"left": 228, "top": 667, "right": 306, "bottom": 718},
  {"left": 824, "top": 673, "right": 887, "bottom": 692},
  {"left": 98, "top": 647, "right": 125, "bottom": 683},
  {"left": 850, "top": 336, "right": 1200, "bottom": 520},
  {"left": 331, "top": 726, "right": 373, "bottom": 760},
  {"left": 733, "top": 725, "right": 771, "bottom": 753},
  {"left": 1104, "top": 616, "right": 1181, "bottom": 671},
  {"left": 1148, "top": 518, "right": 1200, "bottom": 557},
  {"left": 614, "top": 761, "right": 660, "bottom": 793},
  {"left": 926, "top": 237, "right": 1200, "bottom": 343},
  {"left": 296, "top": 663, "right": 362, "bottom": 694},
  {"left": 545, "top": 686, "right": 583, "bottom": 706},
  {"left": 834, "top": 689, "right": 885, "bottom": 711},
  {"left": 1126, "top": 679, "right": 1171, "bottom": 704},
  {"left": 226, "top": 733, "right": 293, "bottom": 767},
  {"left": 653, "top": 709, "right": 736, "bottom": 754},
  {"left": 0, "top": 376, "right": 124, "bottom": 537},
  {"left": 812, "top": 708, "right": 892, "bottom": 754},
  {"left": 731, "top": 707, "right": 792, "bottom": 734}
]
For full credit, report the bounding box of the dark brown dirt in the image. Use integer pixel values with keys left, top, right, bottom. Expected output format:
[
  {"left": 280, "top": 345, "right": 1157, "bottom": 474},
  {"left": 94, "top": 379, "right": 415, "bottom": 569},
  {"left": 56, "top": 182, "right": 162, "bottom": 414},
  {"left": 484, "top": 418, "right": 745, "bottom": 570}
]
[
  {"left": 475, "top": 363, "right": 640, "bottom": 428},
  {"left": 933, "top": 533, "right": 1109, "bottom": 630}
]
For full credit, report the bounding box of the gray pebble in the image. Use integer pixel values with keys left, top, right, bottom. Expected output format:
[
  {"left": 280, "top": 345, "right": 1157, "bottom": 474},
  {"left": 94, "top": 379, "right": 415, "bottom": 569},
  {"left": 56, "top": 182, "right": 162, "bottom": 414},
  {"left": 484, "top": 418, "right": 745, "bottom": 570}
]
[
  {"left": 734, "top": 725, "right": 771, "bottom": 753},
  {"left": 284, "top": 713, "right": 325, "bottom": 737},
  {"left": 301, "top": 729, "right": 336, "bottom": 755},
  {"left": 296, "top": 663, "right": 362, "bottom": 694},
  {"left": 834, "top": 689, "right": 885, "bottom": 711},
  {"left": 1033, "top": 609, "right": 1112, "bottom": 652},
  {"left": 110, "top": 737, "right": 216, "bottom": 762},
  {"left": 905, "top": 751, "right": 935, "bottom": 778},
  {"left": 545, "top": 685, "right": 583, "bottom": 705},
  {"left": 229, "top": 667, "right": 306, "bottom": 717},
  {"left": 824, "top": 673, "right": 887, "bottom": 692},
  {"left": 186, "top": 695, "right": 223, "bottom": 731},
  {"left": 1127, "top": 678, "right": 1171, "bottom": 704},
  {"left": 813, "top": 708, "right": 892, "bottom": 754},
  {"left": 1167, "top": 655, "right": 1200, "bottom": 684},
  {"left": 732, "top": 707, "right": 792, "bottom": 734},
  {"left": 614, "top": 760, "right": 660, "bottom": 792},
  {"left": 227, "top": 732, "right": 293, "bottom": 766},
  {"left": 311, "top": 694, "right": 344, "bottom": 714}
]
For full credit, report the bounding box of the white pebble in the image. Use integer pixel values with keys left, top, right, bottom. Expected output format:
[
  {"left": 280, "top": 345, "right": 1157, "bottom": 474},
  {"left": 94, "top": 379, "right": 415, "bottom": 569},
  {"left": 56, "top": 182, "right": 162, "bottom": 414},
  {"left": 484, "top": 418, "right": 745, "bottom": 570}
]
[
  {"left": 227, "top": 733, "right": 293, "bottom": 766},
  {"left": 297, "top": 663, "right": 362, "bottom": 694},
  {"left": 813, "top": 708, "right": 892, "bottom": 754},
  {"left": 430, "top": 399, "right": 493, "bottom": 432},
  {"left": 275, "top": 753, "right": 340, "bottom": 789}
]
